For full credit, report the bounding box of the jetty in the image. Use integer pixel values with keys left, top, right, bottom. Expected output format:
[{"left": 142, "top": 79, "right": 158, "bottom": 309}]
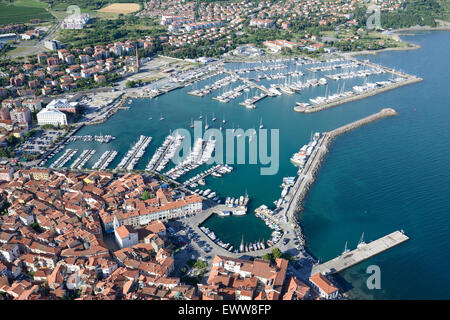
[
  {"left": 183, "top": 164, "right": 232, "bottom": 187},
  {"left": 92, "top": 150, "right": 118, "bottom": 170},
  {"left": 311, "top": 230, "right": 409, "bottom": 275},
  {"left": 283, "top": 108, "right": 398, "bottom": 232},
  {"left": 226, "top": 70, "right": 274, "bottom": 96},
  {"left": 70, "top": 149, "right": 96, "bottom": 169},
  {"left": 50, "top": 149, "right": 78, "bottom": 169},
  {"left": 294, "top": 77, "right": 422, "bottom": 113}
]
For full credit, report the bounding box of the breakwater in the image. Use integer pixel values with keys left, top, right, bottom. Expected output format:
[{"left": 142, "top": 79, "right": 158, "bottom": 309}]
[
  {"left": 294, "top": 77, "right": 422, "bottom": 113},
  {"left": 285, "top": 108, "right": 398, "bottom": 227}
]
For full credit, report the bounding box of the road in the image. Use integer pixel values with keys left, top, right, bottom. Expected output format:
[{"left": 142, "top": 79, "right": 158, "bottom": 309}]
[{"left": 9, "top": 7, "right": 61, "bottom": 59}]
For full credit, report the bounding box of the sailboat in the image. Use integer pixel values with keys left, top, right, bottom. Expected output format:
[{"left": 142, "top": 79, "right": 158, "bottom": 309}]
[
  {"left": 357, "top": 232, "right": 366, "bottom": 248},
  {"left": 159, "top": 113, "right": 164, "bottom": 121},
  {"left": 222, "top": 115, "right": 226, "bottom": 124},
  {"left": 199, "top": 113, "right": 203, "bottom": 119},
  {"left": 259, "top": 118, "right": 264, "bottom": 129},
  {"left": 190, "top": 118, "right": 194, "bottom": 129},
  {"left": 343, "top": 241, "right": 350, "bottom": 254},
  {"left": 204, "top": 117, "right": 209, "bottom": 130},
  {"left": 212, "top": 113, "right": 216, "bottom": 122}
]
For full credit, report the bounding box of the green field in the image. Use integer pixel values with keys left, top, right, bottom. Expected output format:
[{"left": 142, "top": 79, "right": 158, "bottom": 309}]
[{"left": 0, "top": 2, "right": 54, "bottom": 25}]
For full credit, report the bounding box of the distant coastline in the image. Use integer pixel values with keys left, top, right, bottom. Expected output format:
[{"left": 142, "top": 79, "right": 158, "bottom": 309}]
[{"left": 343, "top": 24, "right": 450, "bottom": 56}]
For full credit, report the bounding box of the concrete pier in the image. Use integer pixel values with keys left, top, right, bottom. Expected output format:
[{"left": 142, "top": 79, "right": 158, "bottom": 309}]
[
  {"left": 227, "top": 70, "right": 273, "bottom": 96},
  {"left": 311, "top": 230, "right": 409, "bottom": 275}
]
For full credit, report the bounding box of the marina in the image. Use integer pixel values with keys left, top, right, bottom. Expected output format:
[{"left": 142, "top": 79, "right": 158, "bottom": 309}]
[
  {"left": 70, "top": 149, "right": 96, "bottom": 170},
  {"left": 50, "top": 149, "right": 78, "bottom": 169},
  {"left": 146, "top": 133, "right": 184, "bottom": 172},
  {"left": 183, "top": 164, "right": 233, "bottom": 188},
  {"left": 165, "top": 136, "right": 216, "bottom": 180},
  {"left": 43, "top": 55, "right": 417, "bottom": 262},
  {"left": 16, "top": 28, "right": 450, "bottom": 300},
  {"left": 116, "top": 135, "right": 152, "bottom": 171},
  {"left": 92, "top": 150, "right": 118, "bottom": 170}
]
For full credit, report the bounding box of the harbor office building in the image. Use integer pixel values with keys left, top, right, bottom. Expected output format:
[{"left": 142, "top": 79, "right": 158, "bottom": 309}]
[{"left": 107, "top": 195, "right": 202, "bottom": 233}]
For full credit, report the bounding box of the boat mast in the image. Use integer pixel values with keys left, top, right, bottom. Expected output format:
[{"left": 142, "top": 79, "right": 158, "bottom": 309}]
[{"left": 358, "top": 232, "right": 365, "bottom": 247}]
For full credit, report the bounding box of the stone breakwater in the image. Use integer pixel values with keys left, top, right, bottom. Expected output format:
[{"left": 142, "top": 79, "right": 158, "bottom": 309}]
[
  {"left": 295, "top": 77, "right": 421, "bottom": 113},
  {"left": 290, "top": 108, "right": 398, "bottom": 218}
]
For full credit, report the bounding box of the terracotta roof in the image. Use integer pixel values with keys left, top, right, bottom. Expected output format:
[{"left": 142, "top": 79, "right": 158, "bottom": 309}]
[{"left": 309, "top": 273, "right": 338, "bottom": 295}]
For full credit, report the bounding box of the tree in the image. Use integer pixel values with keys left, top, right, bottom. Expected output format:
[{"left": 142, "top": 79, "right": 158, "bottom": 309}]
[
  {"left": 140, "top": 190, "right": 151, "bottom": 201},
  {"left": 262, "top": 253, "right": 273, "bottom": 261},
  {"left": 126, "top": 80, "right": 136, "bottom": 88},
  {"left": 272, "top": 248, "right": 283, "bottom": 259}
]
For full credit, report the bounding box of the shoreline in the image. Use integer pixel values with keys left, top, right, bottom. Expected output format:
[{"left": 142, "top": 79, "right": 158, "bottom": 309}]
[{"left": 345, "top": 25, "right": 450, "bottom": 57}]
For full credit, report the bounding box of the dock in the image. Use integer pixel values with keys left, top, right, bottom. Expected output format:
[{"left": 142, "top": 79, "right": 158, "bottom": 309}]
[
  {"left": 226, "top": 70, "right": 274, "bottom": 96},
  {"left": 294, "top": 77, "right": 422, "bottom": 113},
  {"left": 182, "top": 165, "right": 231, "bottom": 187},
  {"left": 311, "top": 230, "right": 409, "bottom": 275}
]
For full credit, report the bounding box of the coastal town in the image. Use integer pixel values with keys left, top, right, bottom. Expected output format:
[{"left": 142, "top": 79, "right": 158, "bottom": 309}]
[
  {"left": 0, "top": 0, "right": 448, "bottom": 302},
  {"left": 0, "top": 167, "right": 340, "bottom": 300}
]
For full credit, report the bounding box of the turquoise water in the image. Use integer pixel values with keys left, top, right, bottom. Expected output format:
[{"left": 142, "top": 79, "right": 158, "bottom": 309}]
[
  {"left": 301, "top": 31, "right": 450, "bottom": 299},
  {"left": 46, "top": 31, "right": 450, "bottom": 299},
  {"left": 47, "top": 53, "right": 394, "bottom": 249}
]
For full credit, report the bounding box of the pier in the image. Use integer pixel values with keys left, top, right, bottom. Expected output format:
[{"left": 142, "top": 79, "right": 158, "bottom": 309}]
[
  {"left": 92, "top": 150, "right": 118, "bottom": 170},
  {"left": 311, "top": 230, "right": 409, "bottom": 275},
  {"left": 50, "top": 149, "right": 78, "bottom": 169},
  {"left": 70, "top": 149, "right": 96, "bottom": 169},
  {"left": 283, "top": 108, "right": 398, "bottom": 237},
  {"left": 182, "top": 165, "right": 232, "bottom": 187},
  {"left": 226, "top": 70, "right": 273, "bottom": 96},
  {"left": 294, "top": 77, "right": 422, "bottom": 113},
  {"left": 116, "top": 136, "right": 152, "bottom": 171}
]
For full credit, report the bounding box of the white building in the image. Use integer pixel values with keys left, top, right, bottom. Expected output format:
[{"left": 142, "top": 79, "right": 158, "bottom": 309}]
[
  {"left": 44, "top": 40, "right": 62, "bottom": 51},
  {"left": 114, "top": 225, "right": 138, "bottom": 249},
  {"left": 0, "top": 243, "right": 20, "bottom": 262},
  {"left": 309, "top": 273, "right": 339, "bottom": 299},
  {"left": 22, "top": 99, "right": 42, "bottom": 112},
  {"left": 37, "top": 107, "right": 68, "bottom": 126},
  {"left": 47, "top": 98, "right": 78, "bottom": 113},
  {"left": 61, "top": 13, "right": 90, "bottom": 30}
]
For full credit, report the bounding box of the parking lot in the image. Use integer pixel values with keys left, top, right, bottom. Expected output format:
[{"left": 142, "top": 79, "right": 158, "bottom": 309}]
[{"left": 15, "top": 129, "right": 65, "bottom": 157}]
